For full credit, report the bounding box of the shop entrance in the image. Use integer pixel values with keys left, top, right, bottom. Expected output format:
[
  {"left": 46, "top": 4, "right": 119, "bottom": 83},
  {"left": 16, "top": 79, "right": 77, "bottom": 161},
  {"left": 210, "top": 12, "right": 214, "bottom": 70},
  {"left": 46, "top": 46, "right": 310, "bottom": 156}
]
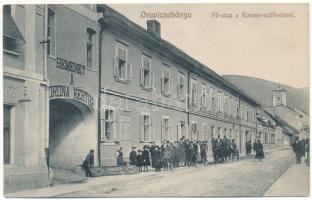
[{"left": 49, "top": 99, "right": 96, "bottom": 169}]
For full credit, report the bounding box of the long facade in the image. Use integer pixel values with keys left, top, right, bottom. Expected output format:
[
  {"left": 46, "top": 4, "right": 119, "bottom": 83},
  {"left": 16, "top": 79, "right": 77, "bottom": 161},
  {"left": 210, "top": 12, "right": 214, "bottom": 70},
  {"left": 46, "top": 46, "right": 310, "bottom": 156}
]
[
  {"left": 3, "top": 4, "right": 261, "bottom": 193},
  {"left": 97, "top": 5, "right": 258, "bottom": 164}
]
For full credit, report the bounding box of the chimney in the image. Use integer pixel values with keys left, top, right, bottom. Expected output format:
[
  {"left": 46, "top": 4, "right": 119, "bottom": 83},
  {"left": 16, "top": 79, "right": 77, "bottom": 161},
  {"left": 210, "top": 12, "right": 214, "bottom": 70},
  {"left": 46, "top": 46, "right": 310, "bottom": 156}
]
[{"left": 147, "top": 20, "right": 161, "bottom": 38}]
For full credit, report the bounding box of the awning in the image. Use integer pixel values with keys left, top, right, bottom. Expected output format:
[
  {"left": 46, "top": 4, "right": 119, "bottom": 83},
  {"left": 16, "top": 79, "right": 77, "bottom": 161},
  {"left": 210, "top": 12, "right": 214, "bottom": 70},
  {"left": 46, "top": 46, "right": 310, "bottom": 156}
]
[{"left": 3, "top": 11, "right": 25, "bottom": 45}]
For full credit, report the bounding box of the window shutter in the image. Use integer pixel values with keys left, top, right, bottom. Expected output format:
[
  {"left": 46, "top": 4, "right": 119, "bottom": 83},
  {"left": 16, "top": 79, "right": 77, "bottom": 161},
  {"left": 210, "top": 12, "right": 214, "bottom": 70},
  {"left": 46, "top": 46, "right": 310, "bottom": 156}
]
[
  {"left": 207, "top": 91, "right": 210, "bottom": 109},
  {"left": 140, "top": 68, "right": 144, "bottom": 86},
  {"left": 114, "top": 111, "right": 120, "bottom": 141},
  {"left": 113, "top": 57, "right": 118, "bottom": 78},
  {"left": 161, "top": 77, "right": 164, "bottom": 93},
  {"left": 140, "top": 115, "right": 144, "bottom": 142},
  {"left": 177, "top": 84, "right": 180, "bottom": 98},
  {"left": 101, "top": 119, "right": 105, "bottom": 141},
  {"left": 185, "top": 123, "right": 189, "bottom": 140},
  {"left": 169, "top": 79, "right": 173, "bottom": 94},
  {"left": 151, "top": 122, "right": 155, "bottom": 142},
  {"left": 177, "top": 123, "right": 181, "bottom": 141},
  {"left": 126, "top": 62, "right": 132, "bottom": 81},
  {"left": 149, "top": 115, "right": 153, "bottom": 142},
  {"left": 161, "top": 117, "right": 164, "bottom": 142},
  {"left": 169, "top": 118, "right": 173, "bottom": 142},
  {"left": 150, "top": 71, "right": 154, "bottom": 89}
]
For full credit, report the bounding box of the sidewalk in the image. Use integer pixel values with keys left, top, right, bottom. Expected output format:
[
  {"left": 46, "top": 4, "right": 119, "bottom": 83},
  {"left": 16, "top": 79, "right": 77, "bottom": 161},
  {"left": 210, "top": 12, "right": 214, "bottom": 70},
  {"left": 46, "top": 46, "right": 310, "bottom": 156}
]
[{"left": 264, "top": 162, "right": 310, "bottom": 196}]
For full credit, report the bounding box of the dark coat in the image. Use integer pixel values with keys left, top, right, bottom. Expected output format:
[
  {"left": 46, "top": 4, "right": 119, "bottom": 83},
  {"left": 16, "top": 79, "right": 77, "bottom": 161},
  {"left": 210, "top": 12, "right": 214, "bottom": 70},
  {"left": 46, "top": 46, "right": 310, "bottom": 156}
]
[
  {"left": 83, "top": 153, "right": 94, "bottom": 167},
  {"left": 142, "top": 149, "right": 150, "bottom": 166},
  {"left": 150, "top": 146, "right": 156, "bottom": 167},
  {"left": 255, "top": 142, "right": 264, "bottom": 159},
  {"left": 186, "top": 144, "right": 193, "bottom": 160},
  {"left": 129, "top": 151, "right": 137, "bottom": 165},
  {"left": 117, "top": 151, "right": 124, "bottom": 167},
  {"left": 137, "top": 154, "right": 143, "bottom": 167},
  {"left": 154, "top": 150, "right": 161, "bottom": 168}
]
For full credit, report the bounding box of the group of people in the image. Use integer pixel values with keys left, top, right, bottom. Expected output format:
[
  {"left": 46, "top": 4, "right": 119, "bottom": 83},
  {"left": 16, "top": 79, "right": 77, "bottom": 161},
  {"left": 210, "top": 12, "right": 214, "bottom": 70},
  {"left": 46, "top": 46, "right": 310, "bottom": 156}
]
[
  {"left": 81, "top": 136, "right": 266, "bottom": 177},
  {"left": 292, "top": 137, "right": 310, "bottom": 166},
  {"left": 127, "top": 135, "right": 244, "bottom": 172},
  {"left": 211, "top": 135, "right": 240, "bottom": 164},
  {"left": 128, "top": 137, "right": 210, "bottom": 172}
]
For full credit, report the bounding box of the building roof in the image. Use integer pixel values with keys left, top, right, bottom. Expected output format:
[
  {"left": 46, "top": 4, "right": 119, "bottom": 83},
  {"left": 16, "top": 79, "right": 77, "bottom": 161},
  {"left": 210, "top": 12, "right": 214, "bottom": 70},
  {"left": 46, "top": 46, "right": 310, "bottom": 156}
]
[{"left": 97, "top": 4, "right": 260, "bottom": 107}]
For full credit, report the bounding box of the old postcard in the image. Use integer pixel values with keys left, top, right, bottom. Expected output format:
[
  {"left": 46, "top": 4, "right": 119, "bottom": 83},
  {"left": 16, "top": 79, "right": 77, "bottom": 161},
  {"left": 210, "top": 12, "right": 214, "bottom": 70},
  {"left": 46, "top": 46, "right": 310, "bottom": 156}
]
[{"left": 2, "top": 2, "right": 310, "bottom": 197}]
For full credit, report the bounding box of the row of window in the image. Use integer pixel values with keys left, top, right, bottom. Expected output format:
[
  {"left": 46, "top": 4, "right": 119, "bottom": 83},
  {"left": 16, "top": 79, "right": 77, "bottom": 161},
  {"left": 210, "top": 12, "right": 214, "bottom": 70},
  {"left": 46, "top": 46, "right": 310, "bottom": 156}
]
[
  {"left": 114, "top": 43, "right": 257, "bottom": 122},
  {"left": 260, "top": 132, "right": 276, "bottom": 144},
  {"left": 101, "top": 109, "right": 249, "bottom": 144}
]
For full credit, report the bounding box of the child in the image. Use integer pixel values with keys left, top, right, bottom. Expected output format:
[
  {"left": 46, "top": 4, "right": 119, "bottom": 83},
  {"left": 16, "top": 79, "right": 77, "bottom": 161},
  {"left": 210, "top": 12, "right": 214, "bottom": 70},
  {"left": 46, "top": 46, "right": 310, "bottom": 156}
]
[{"left": 137, "top": 150, "right": 143, "bottom": 172}]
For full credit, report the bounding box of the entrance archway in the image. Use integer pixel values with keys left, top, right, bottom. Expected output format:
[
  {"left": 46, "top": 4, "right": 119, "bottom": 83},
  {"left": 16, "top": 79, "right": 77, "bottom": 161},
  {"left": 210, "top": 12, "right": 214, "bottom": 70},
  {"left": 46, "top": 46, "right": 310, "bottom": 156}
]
[{"left": 49, "top": 99, "right": 96, "bottom": 169}]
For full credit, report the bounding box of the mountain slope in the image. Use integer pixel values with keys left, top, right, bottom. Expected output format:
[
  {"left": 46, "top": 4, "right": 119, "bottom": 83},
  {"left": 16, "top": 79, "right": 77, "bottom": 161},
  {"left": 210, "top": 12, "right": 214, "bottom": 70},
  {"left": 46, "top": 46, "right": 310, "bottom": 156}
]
[{"left": 223, "top": 75, "right": 309, "bottom": 114}]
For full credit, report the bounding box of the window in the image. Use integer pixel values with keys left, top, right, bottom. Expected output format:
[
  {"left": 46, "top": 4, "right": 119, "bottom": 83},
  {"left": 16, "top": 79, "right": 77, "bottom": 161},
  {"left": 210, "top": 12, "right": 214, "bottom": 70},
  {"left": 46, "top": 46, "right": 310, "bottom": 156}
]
[
  {"left": 178, "top": 121, "right": 187, "bottom": 140},
  {"left": 4, "top": 105, "right": 13, "bottom": 164},
  {"left": 86, "top": 29, "right": 95, "bottom": 68},
  {"left": 47, "top": 8, "right": 56, "bottom": 57},
  {"left": 271, "top": 133, "right": 275, "bottom": 144},
  {"left": 201, "top": 123, "right": 208, "bottom": 141},
  {"left": 140, "top": 113, "right": 154, "bottom": 142},
  {"left": 191, "top": 121, "right": 198, "bottom": 140},
  {"left": 3, "top": 36, "right": 16, "bottom": 52},
  {"left": 218, "top": 127, "right": 222, "bottom": 137},
  {"left": 210, "top": 88, "right": 216, "bottom": 112},
  {"left": 201, "top": 84, "right": 207, "bottom": 108},
  {"left": 211, "top": 126, "right": 215, "bottom": 139},
  {"left": 177, "top": 73, "right": 186, "bottom": 100},
  {"left": 230, "top": 129, "right": 233, "bottom": 139},
  {"left": 219, "top": 92, "right": 224, "bottom": 112},
  {"left": 224, "top": 128, "right": 228, "bottom": 138},
  {"left": 114, "top": 44, "right": 131, "bottom": 81},
  {"left": 161, "top": 66, "right": 172, "bottom": 94},
  {"left": 102, "top": 109, "right": 115, "bottom": 142},
  {"left": 140, "top": 55, "right": 154, "bottom": 89},
  {"left": 240, "top": 104, "right": 244, "bottom": 120},
  {"left": 120, "top": 116, "right": 131, "bottom": 140},
  {"left": 224, "top": 95, "right": 229, "bottom": 114},
  {"left": 245, "top": 106, "right": 248, "bottom": 121},
  {"left": 191, "top": 79, "right": 198, "bottom": 109},
  {"left": 161, "top": 116, "right": 172, "bottom": 142}
]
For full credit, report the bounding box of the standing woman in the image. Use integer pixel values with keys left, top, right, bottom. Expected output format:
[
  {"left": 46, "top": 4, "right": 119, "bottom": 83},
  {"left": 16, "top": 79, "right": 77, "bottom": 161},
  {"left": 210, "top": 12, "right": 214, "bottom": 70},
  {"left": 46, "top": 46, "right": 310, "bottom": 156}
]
[
  {"left": 142, "top": 146, "right": 150, "bottom": 172},
  {"left": 116, "top": 147, "right": 124, "bottom": 167},
  {"left": 255, "top": 139, "right": 265, "bottom": 161},
  {"left": 154, "top": 146, "right": 161, "bottom": 172}
]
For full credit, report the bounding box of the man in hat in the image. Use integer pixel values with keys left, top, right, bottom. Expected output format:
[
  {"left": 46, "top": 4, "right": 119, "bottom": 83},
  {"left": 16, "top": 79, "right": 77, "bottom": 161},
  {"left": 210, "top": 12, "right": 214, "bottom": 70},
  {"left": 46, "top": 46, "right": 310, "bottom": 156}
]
[{"left": 82, "top": 149, "right": 94, "bottom": 177}]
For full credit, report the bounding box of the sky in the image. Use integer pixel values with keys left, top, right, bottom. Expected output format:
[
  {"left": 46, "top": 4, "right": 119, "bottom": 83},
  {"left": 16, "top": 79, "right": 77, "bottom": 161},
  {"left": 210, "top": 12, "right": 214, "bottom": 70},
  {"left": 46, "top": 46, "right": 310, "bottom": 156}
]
[{"left": 109, "top": 4, "right": 309, "bottom": 88}]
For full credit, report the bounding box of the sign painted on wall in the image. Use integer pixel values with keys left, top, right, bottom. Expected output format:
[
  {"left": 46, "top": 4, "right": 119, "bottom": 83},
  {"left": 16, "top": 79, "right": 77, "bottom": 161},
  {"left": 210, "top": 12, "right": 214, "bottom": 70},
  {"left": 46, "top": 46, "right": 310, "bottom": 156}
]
[
  {"left": 56, "top": 57, "right": 85, "bottom": 75},
  {"left": 49, "top": 85, "right": 95, "bottom": 111}
]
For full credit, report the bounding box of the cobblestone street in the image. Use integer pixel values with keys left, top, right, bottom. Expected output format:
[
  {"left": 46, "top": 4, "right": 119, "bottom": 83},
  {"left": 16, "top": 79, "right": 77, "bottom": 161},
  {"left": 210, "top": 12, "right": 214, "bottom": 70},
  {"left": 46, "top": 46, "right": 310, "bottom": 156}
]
[{"left": 9, "top": 149, "right": 308, "bottom": 197}]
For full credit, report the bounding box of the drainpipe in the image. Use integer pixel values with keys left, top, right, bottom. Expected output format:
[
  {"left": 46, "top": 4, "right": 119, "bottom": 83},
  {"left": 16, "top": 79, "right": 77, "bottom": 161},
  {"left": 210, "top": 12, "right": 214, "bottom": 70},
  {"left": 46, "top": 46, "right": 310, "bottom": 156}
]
[
  {"left": 43, "top": 4, "right": 49, "bottom": 168},
  {"left": 97, "top": 6, "right": 107, "bottom": 166},
  {"left": 97, "top": 27, "right": 104, "bottom": 167},
  {"left": 187, "top": 71, "right": 191, "bottom": 139}
]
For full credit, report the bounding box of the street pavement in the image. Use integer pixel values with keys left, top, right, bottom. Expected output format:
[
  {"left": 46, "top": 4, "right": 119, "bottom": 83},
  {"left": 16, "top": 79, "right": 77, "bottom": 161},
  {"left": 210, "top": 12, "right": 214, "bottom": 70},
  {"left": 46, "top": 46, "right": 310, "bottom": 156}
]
[
  {"left": 7, "top": 149, "right": 307, "bottom": 197},
  {"left": 264, "top": 161, "right": 309, "bottom": 196}
]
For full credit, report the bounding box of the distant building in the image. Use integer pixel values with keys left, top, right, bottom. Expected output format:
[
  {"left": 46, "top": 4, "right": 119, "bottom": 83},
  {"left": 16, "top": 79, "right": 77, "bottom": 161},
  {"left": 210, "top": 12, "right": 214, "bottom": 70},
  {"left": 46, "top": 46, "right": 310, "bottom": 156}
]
[
  {"left": 266, "top": 85, "right": 309, "bottom": 141},
  {"left": 256, "top": 109, "right": 292, "bottom": 149},
  {"left": 272, "top": 85, "right": 287, "bottom": 107}
]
